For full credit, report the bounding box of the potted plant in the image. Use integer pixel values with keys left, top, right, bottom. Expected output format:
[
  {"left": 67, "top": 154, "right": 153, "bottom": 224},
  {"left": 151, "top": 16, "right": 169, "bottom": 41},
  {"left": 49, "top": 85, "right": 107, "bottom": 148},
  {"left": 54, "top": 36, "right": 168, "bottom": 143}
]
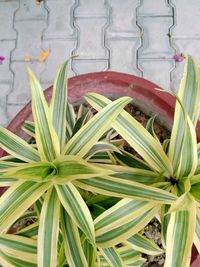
[{"left": 0, "top": 56, "right": 199, "bottom": 267}]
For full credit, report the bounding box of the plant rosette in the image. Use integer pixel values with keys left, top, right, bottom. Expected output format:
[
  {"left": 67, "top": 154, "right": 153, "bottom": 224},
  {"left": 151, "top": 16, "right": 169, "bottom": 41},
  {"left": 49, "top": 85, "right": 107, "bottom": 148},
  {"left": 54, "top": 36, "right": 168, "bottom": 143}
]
[{"left": 0, "top": 56, "right": 200, "bottom": 267}]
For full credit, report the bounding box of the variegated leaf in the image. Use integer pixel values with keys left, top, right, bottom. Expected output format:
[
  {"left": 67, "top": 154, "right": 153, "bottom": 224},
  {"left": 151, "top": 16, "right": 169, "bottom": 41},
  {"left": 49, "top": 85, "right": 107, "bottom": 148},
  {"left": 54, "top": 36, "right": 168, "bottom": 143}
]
[
  {"left": 0, "top": 234, "right": 37, "bottom": 265},
  {"left": 125, "top": 233, "right": 163, "bottom": 256},
  {"left": 98, "top": 247, "right": 123, "bottom": 267},
  {"left": 50, "top": 61, "right": 68, "bottom": 152},
  {"left": 194, "top": 207, "right": 200, "bottom": 254},
  {"left": 84, "top": 93, "right": 172, "bottom": 175},
  {"left": 0, "top": 180, "right": 51, "bottom": 234},
  {"left": 169, "top": 56, "right": 200, "bottom": 175},
  {"left": 38, "top": 187, "right": 60, "bottom": 267},
  {"left": 95, "top": 206, "right": 159, "bottom": 248},
  {"left": 28, "top": 68, "right": 60, "bottom": 161},
  {"left": 55, "top": 182, "right": 95, "bottom": 246},
  {"left": 74, "top": 176, "right": 177, "bottom": 204},
  {"left": 60, "top": 207, "right": 88, "bottom": 267},
  {"left": 64, "top": 96, "right": 132, "bottom": 157},
  {"left": 164, "top": 194, "right": 196, "bottom": 267},
  {"left": 0, "top": 126, "right": 39, "bottom": 162}
]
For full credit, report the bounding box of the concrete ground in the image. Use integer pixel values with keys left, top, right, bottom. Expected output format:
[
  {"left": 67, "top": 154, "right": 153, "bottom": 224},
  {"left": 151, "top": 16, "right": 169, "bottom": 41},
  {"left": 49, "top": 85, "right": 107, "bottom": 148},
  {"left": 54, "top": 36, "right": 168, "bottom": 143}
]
[{"left": 0, "top": 0, "right": 200, "bottom": 126}]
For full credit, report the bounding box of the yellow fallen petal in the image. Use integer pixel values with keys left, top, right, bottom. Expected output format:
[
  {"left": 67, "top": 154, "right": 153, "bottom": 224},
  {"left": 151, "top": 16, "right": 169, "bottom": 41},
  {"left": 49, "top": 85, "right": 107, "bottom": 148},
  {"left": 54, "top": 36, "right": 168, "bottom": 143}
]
[
  {"left": 38, "top": 48, "right": 51, "bottom": 62},
  {"left": 24, "top": 56, "right": 32, "bottom": 62}
]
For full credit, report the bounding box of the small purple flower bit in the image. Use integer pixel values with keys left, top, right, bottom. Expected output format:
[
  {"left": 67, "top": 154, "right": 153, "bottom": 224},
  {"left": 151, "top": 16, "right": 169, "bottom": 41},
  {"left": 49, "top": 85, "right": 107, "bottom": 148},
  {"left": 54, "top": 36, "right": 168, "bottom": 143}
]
[
  {"left": 0, "top": 56, "right": 5, "bottom": 64},
  {"left": 174, "top": 54, "right": 185, "bottom": 62}
]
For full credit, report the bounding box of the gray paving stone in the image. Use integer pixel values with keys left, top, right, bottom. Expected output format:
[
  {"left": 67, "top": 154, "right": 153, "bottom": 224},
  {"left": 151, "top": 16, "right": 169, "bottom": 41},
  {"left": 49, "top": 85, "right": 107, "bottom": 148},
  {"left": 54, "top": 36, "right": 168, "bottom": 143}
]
[
  {"left": 138, "top": 17, "right": 174, "bottom": 59},
  {"left": 41, "top": 39, "right": 76, "bottom": 83},
  {"left": 15, "top": 0, "right": 47, "bottom": 21},
  {"left": 0, "top": 84, "right": 11, "bottom": 126},
  {"left": 138, "top": 0, "right": 172, "bottom": 16},
  {"left": 44, "top": 0, "right": 75, "bottom": 39},
  {"left": 8, "top": 61, "right": 45, "bottom": 105},
  {"left": 170, "top": 60, "right": 185, "bottom": 93},
  {"left": 72, "top": 59, "right": 108, "bottom": 75},
  {"left": 0, "top": 1, "right": 18, "bottom": 40},
  {"left": 107, "top": 0, "right": 140, "bottom": 38},
  {"left": 13, "top": 20, "right": 46, "bottom": 60},
  {"left": 0, "top": 40, "right": 15, "bottom": 83},
  {"left": 107, "top": 38, "right": 141, "bottom": 75},
  {"left": 0, "top": 105, "right": 8, "bottom": 126},
  {"left": 172, "top": 38, "right": 200, "bottom": 62},
  {"left": 138, "top": 59, "right": 174, "bottom": 90},
  {"left": 75, "top": 0, "right": 107, "bottom": 17},
  {"left": 74, "top": 18, "right": 108, "bottom": 59},
  {"left": 7, "top": 104, "right": 25, "bottom": 124},
  {"left": 171, "top": 0, "right": 200, "bottom": 37}
]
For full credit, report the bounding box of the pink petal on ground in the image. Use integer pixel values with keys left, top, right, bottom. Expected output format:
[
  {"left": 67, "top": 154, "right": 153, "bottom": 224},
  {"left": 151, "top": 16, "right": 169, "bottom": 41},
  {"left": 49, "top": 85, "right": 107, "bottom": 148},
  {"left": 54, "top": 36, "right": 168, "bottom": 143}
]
[
  {"left": 173, "top": 54, "right": 185, "bottom": 62},
  {"left": 0, "top": 56, "right": 5, "bottom": 64}
]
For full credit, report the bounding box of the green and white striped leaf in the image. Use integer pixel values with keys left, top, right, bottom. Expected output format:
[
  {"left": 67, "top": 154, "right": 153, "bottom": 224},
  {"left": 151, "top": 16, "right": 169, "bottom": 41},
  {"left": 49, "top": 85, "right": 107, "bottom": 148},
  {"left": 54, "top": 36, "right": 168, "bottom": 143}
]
[
  {"left": 177, "top": 114, "right": 198, "bottom": 178},
  {"left": 0, "top": 155, "right": 24, "bottom": 163},
  {"left": 0, "top": 162, "right": 56, "bottom": 182},
  {"left": 0, "top": 160, "right": 24, "bottom": 170},
  {"left": 0, "top": 249, "right": 37, "bottom": 267},
  {"left": 60, "top": 207, "right": 88, "bottom": 267},
  {"left": 194, "top": 207, "right": 200, "bottom": 253},
  {"left": 164, "top": 194, "right": 196, "bottom": 267},
  {"left": 0, "top": 126, "right": 40, "bottom": 162},
  {"left": 100, "top": 164, "right": 163, "bottom": 185},
  {"left": 82, "top": 237, "right": 96, "bottom": 267},
  {"left": 0, "top": 176, "right": 17, "bottom": 186},
  {"left": 55, "top": 182, "right": 95, "bottom": 245},
  {"left": 74, "top": 176, "right": 176, "bottom": 204},
  {"left": 98, "top": 247, "right": 123, "bottom": 267},
  {"left": 38, "top": 187, "right": 60, "bottom": 267},
  {"left": 0, "top": 234, "right": 37, "bottom": 265},
  {"left": 190, "top": 180, "right": 200, "bottom": 202},
  {"left": 84, "top": 141, "right": 121, "bottom": 160},
  {"left": 95, "top": 206, "right": 159, "bottom": 248},
  {"left": 28, "top": 68, "right": 60, "bottom": 162},
  {"left": 128, "top": 258, "right": 146, "bottom": 267},
  {"left": 95, "top": 199, "right": 156, "bottom": 236},
  {"left": 125, "top": 233, "right": 163, "bottom": 256},
  {"left": 34, "top": 197, "right": 43, "bottom": 217},
  {"left": 64, "top": 96, "right": 132, "bottom": 157},
  {"left": 169, "top": 56, "right": 200, "bottom": 175},
  {"left": 57, "top": 243, "right": 67, "bottom": 267},
  {"left": 22, "top": 121, "right": 35, "bottom": 138},
  {"left": 0, "top": 180, "right": 51, "bottom": 234},
  {"left": 160, "top": 205, "right": 170, "bottom": 248},
  {"left": 52, "top": 155, "right": 114, "bottom": 184},
  {"left": 50, "top": 61, "right": 68, "bottom": 152},
  {"left": 114, "top": 150, "right": 151, "bottom": 170},
  {"left": 72, "top": 109, "right": 92, "bottom": 136},
  {"left": 116, "top": 245, "right": 142, "bottom": 265},
  {"left": 17, "top": 221, "right": 38, "bottom": 239},
  {"left": 84, "top": 93, "right": 172, "bottom": 175},
  {"left": 98, "top": 246, "right": 142, "bottom": 266},
  {"left": 146, "top": 115, "right": 163, "bottom": 149},
  {"left": 66, "top": 102, "right": 76, "bottom": 132}
]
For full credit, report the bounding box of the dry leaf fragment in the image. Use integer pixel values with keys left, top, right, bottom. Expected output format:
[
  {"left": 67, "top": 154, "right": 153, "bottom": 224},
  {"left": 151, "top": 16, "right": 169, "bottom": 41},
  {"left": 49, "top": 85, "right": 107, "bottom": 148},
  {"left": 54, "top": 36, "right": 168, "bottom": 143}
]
[
  {"left": 24, "top": 56, "right": 32, "bottom": 62},
  {"left": 36, "top": 0, "right": 43, "bottom": 5},
  {"left": 38, "top": 49, "right": 51, "bottom": 62}
]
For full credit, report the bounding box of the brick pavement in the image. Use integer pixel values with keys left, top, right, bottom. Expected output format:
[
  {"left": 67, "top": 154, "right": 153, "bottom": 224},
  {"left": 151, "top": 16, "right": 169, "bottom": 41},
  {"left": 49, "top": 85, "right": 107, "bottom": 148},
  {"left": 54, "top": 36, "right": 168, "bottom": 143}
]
[{"left": 0, "top": 0, "right": 200, "bottom": 125}]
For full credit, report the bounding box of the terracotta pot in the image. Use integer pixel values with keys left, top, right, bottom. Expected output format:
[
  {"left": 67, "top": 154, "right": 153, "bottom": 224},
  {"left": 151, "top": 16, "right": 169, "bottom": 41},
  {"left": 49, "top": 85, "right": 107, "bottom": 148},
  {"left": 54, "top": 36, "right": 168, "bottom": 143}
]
[{"left": 0, "top": 71, "right": 199, "bottom": 265}]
